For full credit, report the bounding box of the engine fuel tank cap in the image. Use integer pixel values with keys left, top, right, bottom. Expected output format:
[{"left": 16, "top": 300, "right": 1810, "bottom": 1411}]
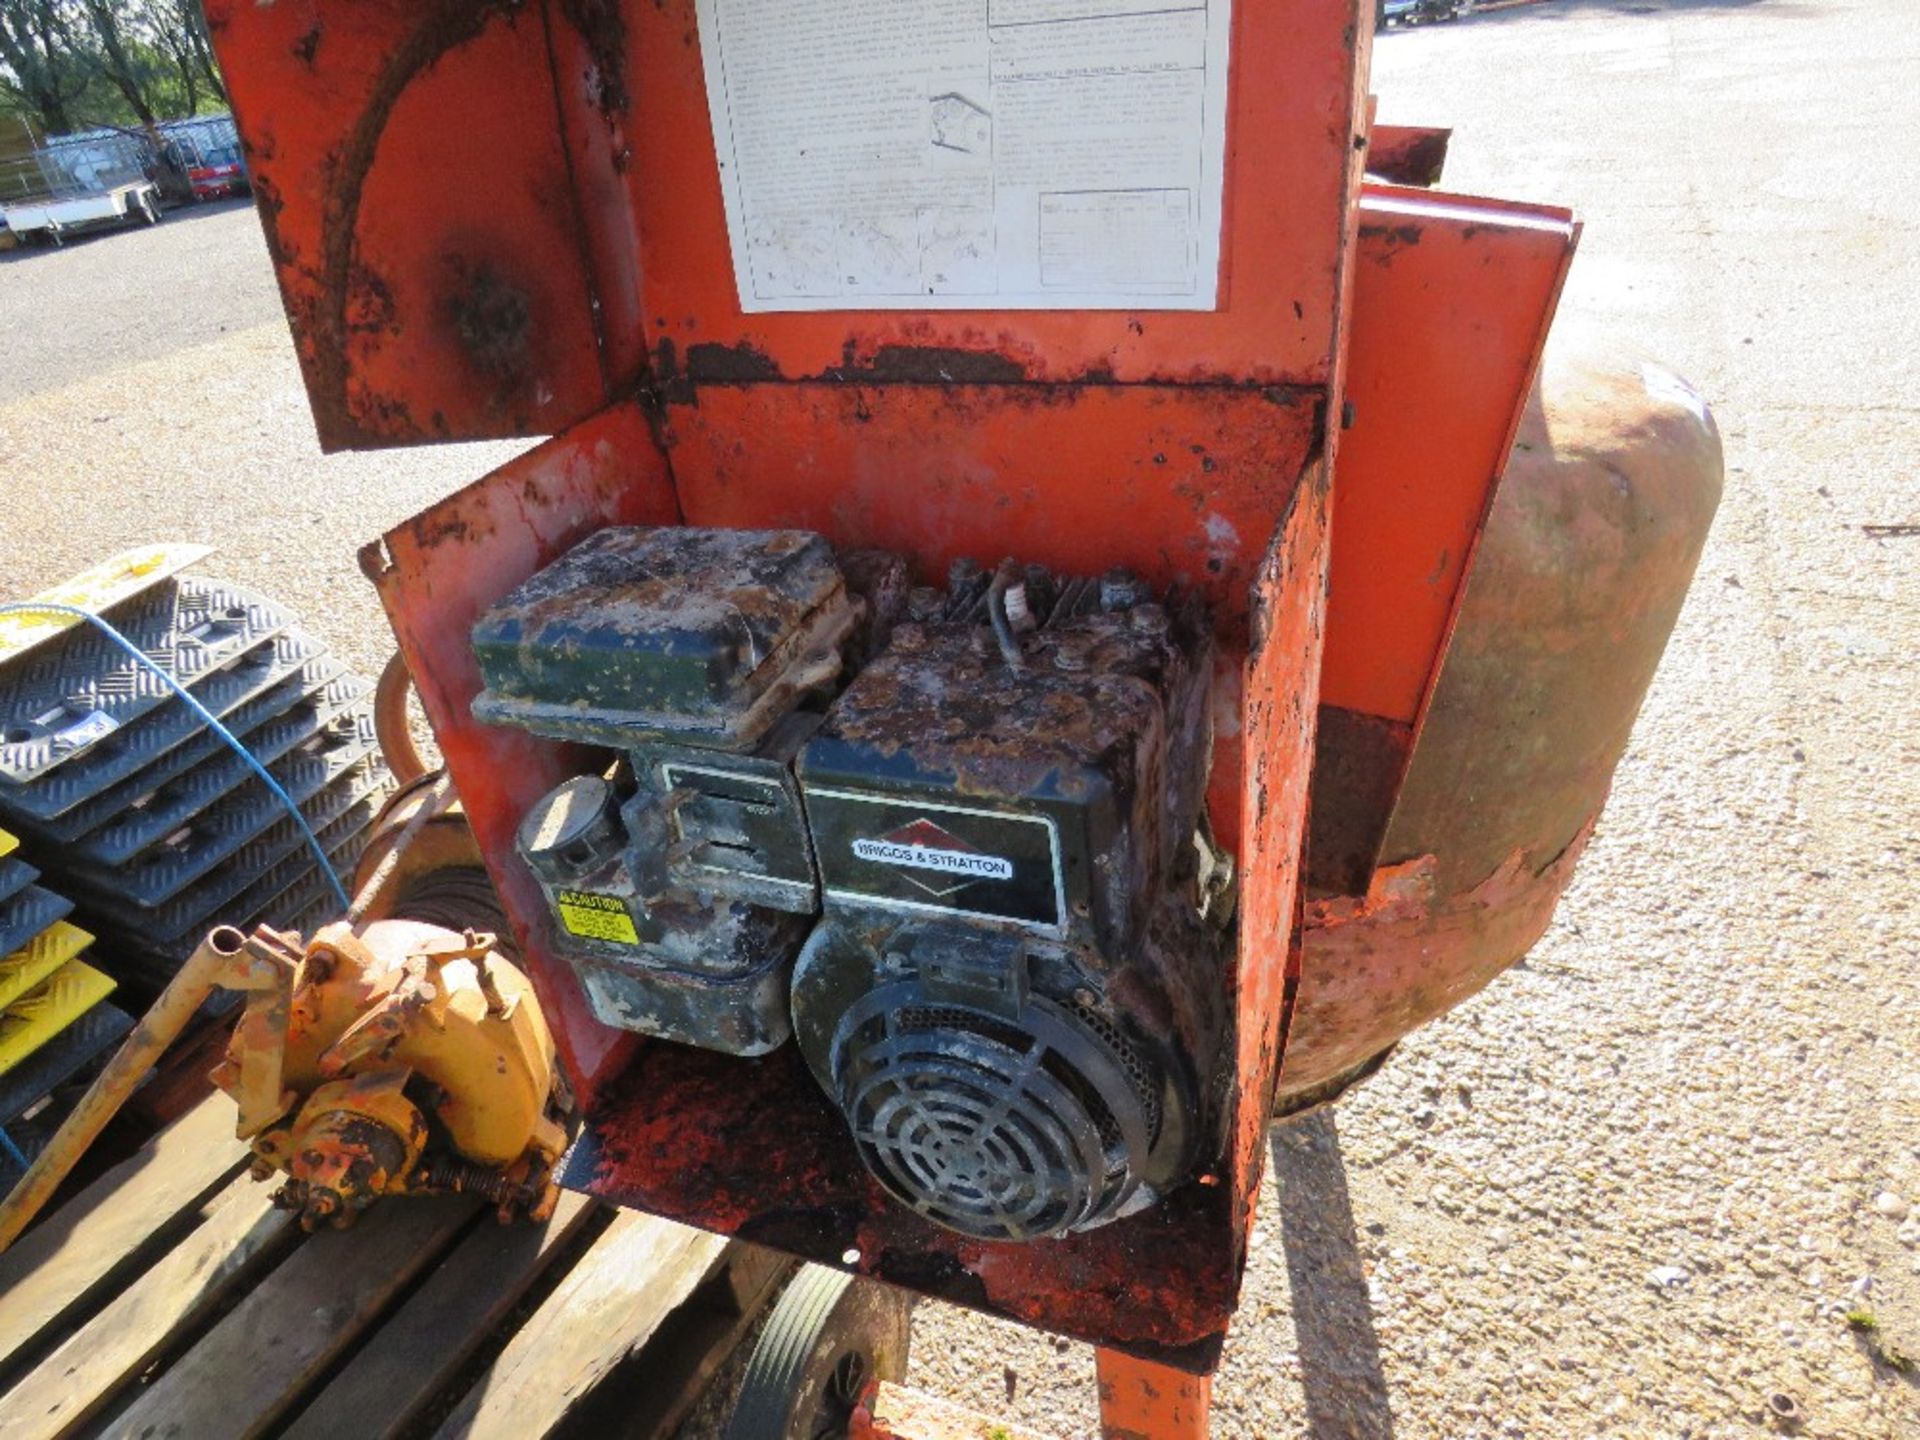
[{"left": 518, "top": 774, "right": 623, "bottom": 877}]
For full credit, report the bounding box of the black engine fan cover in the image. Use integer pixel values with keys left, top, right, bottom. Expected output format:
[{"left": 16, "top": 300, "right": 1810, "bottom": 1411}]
[{"left": 792, "top": 922, "right": 1203, "bottom": 1242}]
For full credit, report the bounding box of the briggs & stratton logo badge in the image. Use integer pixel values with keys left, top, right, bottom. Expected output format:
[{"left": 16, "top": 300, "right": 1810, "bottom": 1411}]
[{"left": 853, "top": 818, "right": 1014, "bottom": 897}]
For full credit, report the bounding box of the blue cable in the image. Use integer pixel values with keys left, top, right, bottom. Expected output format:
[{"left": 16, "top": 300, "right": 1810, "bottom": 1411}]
[
  {"left": 0, "top": 601, "right": 351, "bottom": 913},
  {"left": 0, "top": 1126, "right": 29, "bottom": 1172}
]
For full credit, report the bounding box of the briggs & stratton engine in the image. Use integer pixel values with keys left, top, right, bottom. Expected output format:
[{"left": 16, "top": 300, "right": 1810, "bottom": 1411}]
[{"left": 472, "top": 528, "right": 1226, "bottom": 1240}]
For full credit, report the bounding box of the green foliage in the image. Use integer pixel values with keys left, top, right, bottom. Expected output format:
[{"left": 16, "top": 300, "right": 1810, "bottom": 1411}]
[
  {"left": 0, "top": 0, "right": 225, "bottom": 137},
  {"left": 1845, "top": 1309, "right": 1917, "bottom": 1376}
]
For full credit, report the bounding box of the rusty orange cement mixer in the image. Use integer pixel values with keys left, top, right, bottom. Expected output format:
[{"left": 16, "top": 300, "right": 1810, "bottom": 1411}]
[{"left": 175, "top": 0, "right": 1718, "bottom": 1430}]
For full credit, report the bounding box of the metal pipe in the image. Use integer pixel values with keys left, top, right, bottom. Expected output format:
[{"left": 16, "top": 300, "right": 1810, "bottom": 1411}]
[
  {"left": 0, "top": 926, "right": 248, "bottom": 1255},
  {"left": 373, "top": 650, "right": 432, "bottom": 786},
  {"left": 346, "top": 774, "right": 452, "bottom": 929}
]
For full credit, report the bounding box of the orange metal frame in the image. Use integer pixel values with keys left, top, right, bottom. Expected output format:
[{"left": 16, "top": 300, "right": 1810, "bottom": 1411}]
[
  {"left": 204, "top": 0, "right": 1575, "bottom": 1428},
  {"left": 852, "top": 1353, "right": 1209, "bottom": 1440}
]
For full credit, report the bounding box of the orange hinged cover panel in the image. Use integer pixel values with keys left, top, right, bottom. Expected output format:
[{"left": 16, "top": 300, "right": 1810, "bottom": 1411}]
[
  {"left": 592, "top": 0, "right": 1367, "bottom": 387},
  {"left": 204, "top": 0, "right": 609, "bottom": 450},
  {"left": 1321, "top": 185, "right": 1578, "bottom": 727},
  {"left": 209, "top": 0, "right": 1371, "bottom": 449}
]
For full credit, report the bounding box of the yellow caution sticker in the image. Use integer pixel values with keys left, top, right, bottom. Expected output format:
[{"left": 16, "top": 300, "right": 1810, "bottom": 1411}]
[{"left": 556, "top": 890, "right": 640, "bottom": 946}]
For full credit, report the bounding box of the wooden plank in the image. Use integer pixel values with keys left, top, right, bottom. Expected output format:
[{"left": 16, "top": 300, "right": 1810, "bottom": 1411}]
[
  {"left": 567, "top": 1244, "right": 795, "bottom": 1440},
  {"left": 280, "top": 1191, "right": 600, "bottom": 1440},
  {"left": 431, "top": 1211, "right": 732, "bottom": 1440},
  {"left": 105, "top": 1194, "right": 480, "bottom": 1440},
  {"left": 2, "top": 1177, "right": 300, "bottom": 1440},
  {"left": 0, "top": 1094, "right": 246, "bottom": 1369}
]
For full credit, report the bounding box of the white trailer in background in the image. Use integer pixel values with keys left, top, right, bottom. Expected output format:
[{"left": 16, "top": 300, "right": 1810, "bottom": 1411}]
[{"left": 0, "top": 181, "right": 162, "bottom": 247}]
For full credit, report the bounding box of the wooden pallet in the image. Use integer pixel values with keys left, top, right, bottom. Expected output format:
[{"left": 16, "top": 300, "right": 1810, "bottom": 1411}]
[{"left": 0, "top": 1095, "right": 790, "bottom": 1439}]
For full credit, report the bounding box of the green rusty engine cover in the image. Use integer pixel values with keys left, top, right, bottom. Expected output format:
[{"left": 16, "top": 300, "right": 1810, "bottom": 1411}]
[{"left": 470, "top": 527, "right": 856, "bottom": 751}]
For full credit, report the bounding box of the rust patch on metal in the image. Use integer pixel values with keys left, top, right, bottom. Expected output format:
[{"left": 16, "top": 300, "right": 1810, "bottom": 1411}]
[
  {"left": 346, "top": 261, "right": 400, "bottom": 337},
  {"left": 823, "top": 344, "right": 1030, "bottom": 386},
  {"left": 444, "top": 259, "right": 534, "bottom": 380},
  {"left": 1366, "top": 125, "right": 1451, "bottom": 188},
  {"left": 308, "top": 0, "right": 520, "bottom": 439},
  {"left": 1357, "top": 220, "right": 1424, "bottom": 259},
  {"left": 1279, "top": 820, "right": 1594, "bottom": 1097},
  {"left": 557, "top": 0, "right": 631, "bottom": 117},
  {"left": 1305, "top": 704, "right": 1412, "bottom": 898},
  {"left": 656, "top": 336, "right": 1334, "bottom": 404},
  {"left": 684, "top": 340, "right": 783, "bottom": 383}
]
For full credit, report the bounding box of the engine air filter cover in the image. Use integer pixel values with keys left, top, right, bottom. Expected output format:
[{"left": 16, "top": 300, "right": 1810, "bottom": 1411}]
[{"left": 471, "top": 527, "right": 855, "bottom": 751}]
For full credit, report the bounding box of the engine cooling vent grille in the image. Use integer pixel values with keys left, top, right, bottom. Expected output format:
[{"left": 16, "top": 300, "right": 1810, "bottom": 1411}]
[{"left": 831, "top": 984, "right": 1160, "bottom": 1242}]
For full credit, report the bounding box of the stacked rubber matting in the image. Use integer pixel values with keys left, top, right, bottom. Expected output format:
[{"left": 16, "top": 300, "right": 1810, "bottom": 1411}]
[
  {"left": 0, "top": 824, "right": 130, "bottom": 1183},
  {"left": 0, "top": 552, "right": 393, "bottom": 1182},
  {"left": 0, "top": 551, "right": 393, "bottom": 1166}
]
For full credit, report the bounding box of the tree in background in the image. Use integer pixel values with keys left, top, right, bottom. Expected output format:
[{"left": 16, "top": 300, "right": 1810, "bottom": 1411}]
[
  {"left": 0, "top": 0, "right": 226, "bottom": 137},
  {"left": 144, "top": 0, "right": 223, "bottom": 113},
  {"left": 0, "top": 2, "right": 89, "bottom": 136},
  {"left": 79, "top": 0, "right": 159, "bottom": 126}
]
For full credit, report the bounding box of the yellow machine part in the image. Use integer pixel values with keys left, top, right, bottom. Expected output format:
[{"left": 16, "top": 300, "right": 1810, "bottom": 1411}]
[
  {"left": 244, "top": 919, "right": 558, "bottom": 1170},
  {"left": 0, "top": 829, "right": 17, "bottom": 859},
  {"left": 0, "top": 921, "right": 95, "bottom": 1013},
  {"left": 0, "top": 958, "right": 115, "bottom": 1074}
]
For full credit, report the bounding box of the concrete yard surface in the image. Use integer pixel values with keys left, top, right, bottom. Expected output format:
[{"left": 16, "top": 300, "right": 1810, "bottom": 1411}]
[{"left": 1, "top": 1, "right": 1915, "bottom": 1437}]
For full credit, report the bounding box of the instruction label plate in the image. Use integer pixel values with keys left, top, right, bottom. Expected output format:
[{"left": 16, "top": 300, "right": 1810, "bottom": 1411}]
[{"left": 695, "top": 0, "right": 1232, "bottom": 312}]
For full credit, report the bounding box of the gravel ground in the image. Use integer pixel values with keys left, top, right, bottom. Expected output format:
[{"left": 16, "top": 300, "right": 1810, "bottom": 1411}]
[
  {"left": 2, "top": 1, "right": 1915, "bottom": 1436},
  {"left": 0, "top": 196, "right": 282, "bottom": 405}
]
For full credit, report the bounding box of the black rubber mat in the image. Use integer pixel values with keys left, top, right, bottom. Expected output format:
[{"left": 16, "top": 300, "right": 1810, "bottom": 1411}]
[
  {"left": 0, "top": 885, "right": 73, "bottom": 958},
  {"left": 94, "top": 771, "right": 394, "bottom": 943},
  {"left": 0, "top": 579, "right": 291, "bottom": 786},
  {"left": 0, "top": 1001, "right": 133, "bottom": 1128},
  {"left": 0, "top": 856, "right": 36, "bottom": 909},
  {"left": 29, "top": 656, "right": 354, "bottom": 844},
  {"left": 0, "top": 627, "right": 329, "bottom": 820},
  {"left": 69, "top": 710, "right": 380, "bottom": 874}
]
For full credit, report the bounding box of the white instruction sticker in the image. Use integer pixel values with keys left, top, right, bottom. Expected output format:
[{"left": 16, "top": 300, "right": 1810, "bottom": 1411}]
[{"left": 694, "top": 0, "right": 1232, "bottom": 312}]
